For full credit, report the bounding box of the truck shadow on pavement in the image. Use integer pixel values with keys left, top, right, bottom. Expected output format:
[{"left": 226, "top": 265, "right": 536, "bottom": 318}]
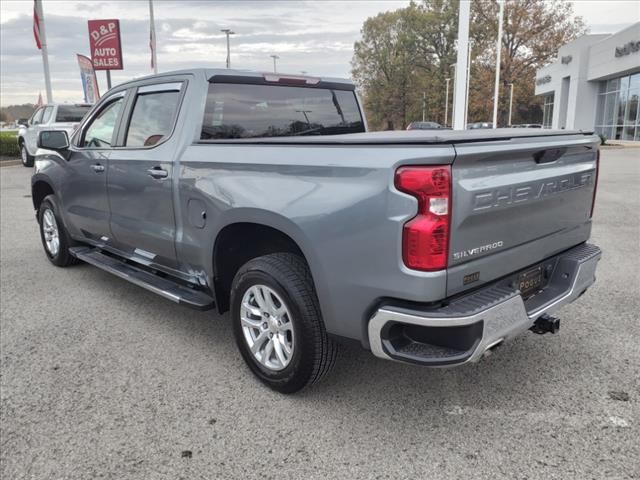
[{"left": 75, "top": 261, "right": 595, "bottom": 423}]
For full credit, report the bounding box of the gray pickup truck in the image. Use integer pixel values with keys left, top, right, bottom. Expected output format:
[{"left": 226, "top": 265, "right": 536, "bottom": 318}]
[{"left": 32, "top": 69, "right": 601, "bottom": 393}]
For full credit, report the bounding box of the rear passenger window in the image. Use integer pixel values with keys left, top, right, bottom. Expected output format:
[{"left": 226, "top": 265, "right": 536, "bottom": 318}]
[
  {"left": 125, "top": 83, "right": 182, "bottom": 147},
  {"left": 201, "top": 83, "right": 365, "bottom": 139}
]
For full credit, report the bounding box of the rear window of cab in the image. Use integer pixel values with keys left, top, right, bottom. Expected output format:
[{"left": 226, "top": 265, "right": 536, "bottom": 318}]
[{"left": 201, "top": 83, "right": 364, "bottom": 139}]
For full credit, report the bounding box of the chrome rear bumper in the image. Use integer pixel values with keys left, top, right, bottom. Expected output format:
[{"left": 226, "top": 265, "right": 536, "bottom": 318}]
[{"left": 368, "top": 243, "right": 601, "bottom": 366}]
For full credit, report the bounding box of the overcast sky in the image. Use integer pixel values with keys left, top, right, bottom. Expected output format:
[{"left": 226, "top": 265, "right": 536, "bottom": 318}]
[{"left": 1, "top": 0, "right": 638, "bottom": 106}]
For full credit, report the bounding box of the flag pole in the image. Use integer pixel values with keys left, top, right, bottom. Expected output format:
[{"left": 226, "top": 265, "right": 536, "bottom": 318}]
[
  {"left": 35, "top": 0, "right": 53, "bottom": 103},
  {"left": 149, "top": 0, "right": 158, "bottom": 73}
]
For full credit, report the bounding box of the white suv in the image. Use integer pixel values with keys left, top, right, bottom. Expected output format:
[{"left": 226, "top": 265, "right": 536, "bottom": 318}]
[{"left": 18, "top": 103, "right": 92, "bottom": 167}]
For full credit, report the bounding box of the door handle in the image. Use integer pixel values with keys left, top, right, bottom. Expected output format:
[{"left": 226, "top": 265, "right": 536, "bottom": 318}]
[
  {"left": 147, "top": 167, "right": 169, "bottom": 179},
  {"left": 91, "top": 163, "right": 105, "bottom": 173}
]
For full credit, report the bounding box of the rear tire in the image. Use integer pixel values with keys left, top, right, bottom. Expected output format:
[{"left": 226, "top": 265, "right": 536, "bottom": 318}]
[
  {"left": 231, "top": 253, "right": 337, "bottom": 393},
  {"left": 20, "top": 142, "right": 34, "bottom": 167},
  {"left": 38, "top": 195, "right": 78, "bottom": 267}
]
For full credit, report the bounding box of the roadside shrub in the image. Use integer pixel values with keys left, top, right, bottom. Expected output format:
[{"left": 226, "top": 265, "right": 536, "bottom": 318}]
[
  {"left": 598, "top": 133, "right": 607, "bottom": 146},
  {"left": 0, "top": 131, "right": 20, "bottom": 158}
]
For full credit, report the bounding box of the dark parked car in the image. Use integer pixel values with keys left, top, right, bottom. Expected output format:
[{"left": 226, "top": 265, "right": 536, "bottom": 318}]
[{"left": 406, "top": 121, "right": 443, "bottom": 130}]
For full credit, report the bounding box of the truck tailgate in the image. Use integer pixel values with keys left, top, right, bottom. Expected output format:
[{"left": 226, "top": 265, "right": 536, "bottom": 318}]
[{"left": 447, "top": 133, "right": 599, "bottom": 296}]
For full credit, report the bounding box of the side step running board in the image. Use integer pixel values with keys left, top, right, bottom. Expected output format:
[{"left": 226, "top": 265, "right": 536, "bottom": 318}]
[{"left": 69, "top": 247, "right": 215, "bottom": 310}]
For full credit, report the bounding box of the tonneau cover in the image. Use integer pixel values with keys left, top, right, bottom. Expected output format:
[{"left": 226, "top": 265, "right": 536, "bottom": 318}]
[{"left": 198, "top": 128, "right": 594, "bottom": 145}]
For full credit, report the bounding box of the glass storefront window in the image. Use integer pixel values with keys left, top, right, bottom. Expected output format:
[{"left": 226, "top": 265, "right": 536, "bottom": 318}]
[
  {"left": 617, "top": 87, "right": 628, "bottom": 125},
  {"left": 620, "top": 76, "right": 629, "bottom": 93},
  {"left": 542, "top": 93, "right": 554, "bottom": 128},
  {"left": 606, "top": 78, "right": 620, "bottom": 92},
  {"left": 623, "top": 124, "right": 635, "bottom": 141},
  {"left": 603, "top": 93, "right": 616, "bottom": 126},
  {"left": 625, "top": 91, "right": 639, "bottom": 124},
  {"left": 595, "top": 72, "right": 640, "bottom": 142}
]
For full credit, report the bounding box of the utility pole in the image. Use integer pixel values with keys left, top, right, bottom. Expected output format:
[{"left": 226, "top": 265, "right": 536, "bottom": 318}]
[
  {"left": 508, "top": 83, "right": 514, "bottom": 126},
  {"left": 422, "top": 92, "right": 426, "bottom": 122},
  {"left": 444, "top": 78, "right": 451, "bottom": 127},
  {"left": 221, "top": 29, "right": 234, "bottom": 69},
  {"left": 492, "top": 0, "right": 505, "bottom": 128},
  {"left": 453, "top": 0, "right": 470, "bottom": 130},
  {"left": 270, "top": 54, "right": 279, "bottom": 73}
]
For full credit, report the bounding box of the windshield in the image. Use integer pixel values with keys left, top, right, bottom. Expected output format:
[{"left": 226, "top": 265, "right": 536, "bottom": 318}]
[
  {"left": 201, "top": 83, "right": 365, "bottom": 139},
  {"left": 55, "top": 105, "right": 91, "bottom": 123}
]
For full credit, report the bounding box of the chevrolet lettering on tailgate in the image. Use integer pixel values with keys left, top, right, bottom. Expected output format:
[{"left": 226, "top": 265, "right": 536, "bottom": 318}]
[{"left": 472, "top": 171, "right": 594, "bottom": 212}]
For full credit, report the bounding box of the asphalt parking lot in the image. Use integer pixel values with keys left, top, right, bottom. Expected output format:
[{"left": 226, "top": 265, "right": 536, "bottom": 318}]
[{"left": 1, "top": 149, "right": 638, "bottom": 480}]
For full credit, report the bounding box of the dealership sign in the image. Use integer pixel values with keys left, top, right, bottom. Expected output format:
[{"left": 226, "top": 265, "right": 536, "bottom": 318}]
[
  {"left": 536, "top": 75, "right": 552, "bottom": 86},
  {"left": 615, "top": 40, "right": 640, "bottom": 58},
  {"left": 88, "top": 19, "right": 123, "bottom": 70}
]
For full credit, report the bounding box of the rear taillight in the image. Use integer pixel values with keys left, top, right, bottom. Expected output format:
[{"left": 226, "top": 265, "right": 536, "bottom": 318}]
[
  {"left": 590, "top": 149, "right": 600, "bottom": 218},
  {"left": 395, "top": 165, "right": 451, "bottom": 271}
]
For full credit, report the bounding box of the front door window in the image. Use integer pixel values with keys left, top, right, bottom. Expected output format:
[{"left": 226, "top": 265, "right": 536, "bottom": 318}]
[{"left": 81, "top": 98, "right": 124, "bottom": 148}]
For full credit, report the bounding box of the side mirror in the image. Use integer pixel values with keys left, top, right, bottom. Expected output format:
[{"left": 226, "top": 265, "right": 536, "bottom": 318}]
[
  {"left": 17, "top": 118, "right": 29, "bottom": 127},
  {"left": 38, "top": 130, "right": 69, "bottom": 151}
]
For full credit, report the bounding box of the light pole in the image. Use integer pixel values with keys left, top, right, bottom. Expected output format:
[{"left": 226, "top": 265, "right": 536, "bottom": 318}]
[
  {"left": 422, "top": 92, "right": 426, "bottom": 122},
  {"left": 221, "top": 29, "right": 234, "bottom": 69},
  {"left": 507, "top": 82, "right": 514, "bottom": 126},
  {"left": 464, "top": 40, "right": 472, "bottom": 128},
  {"left": 450, "top": 64, "right": 456, "bottom": 127},
  {"left": 452, "top": 0, "right": 470, "bottom": 130},
  {"left": 270, "top": 54, "right": 279, "bottom": 73},
  {"left": 492, "top": 0, "right": 505, "bottom": 128},
  {"left": 444, "top": 77, "right": 451, "bottom": 127}
]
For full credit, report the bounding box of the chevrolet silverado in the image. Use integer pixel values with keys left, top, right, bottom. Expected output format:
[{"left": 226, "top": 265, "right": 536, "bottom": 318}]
[{"left": 32, "top": 69, "right": 601, "bottom": 393}]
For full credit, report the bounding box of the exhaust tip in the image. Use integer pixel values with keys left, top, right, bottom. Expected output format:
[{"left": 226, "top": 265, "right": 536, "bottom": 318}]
[{"left": 483, "top": 339, "right": 504, "bottom": 358}]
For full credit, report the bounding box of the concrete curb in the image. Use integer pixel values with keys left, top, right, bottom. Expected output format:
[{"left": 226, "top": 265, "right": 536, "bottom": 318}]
[
  {"left": 0, "top": 159, "right": 22, "bottom": 167},
  {"left": 600, "top": 142, "right": 640, "bottom": 149}
]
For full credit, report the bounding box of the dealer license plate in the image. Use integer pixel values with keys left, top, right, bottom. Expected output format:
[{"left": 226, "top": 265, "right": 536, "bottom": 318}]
[{"left": 518, "top": 265, "right": 544, "bottom": 299}]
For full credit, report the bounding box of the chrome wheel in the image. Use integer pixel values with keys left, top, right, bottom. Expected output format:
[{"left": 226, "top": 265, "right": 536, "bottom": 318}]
[
  {"left": 42, "top": 209, "right": 60, "bottom": 256},
  {"left": 240, "top": 285, "right": 295, "bottom": 371},
  {"left": 21, "top": 145, "right": 28, "bottom": 165}
]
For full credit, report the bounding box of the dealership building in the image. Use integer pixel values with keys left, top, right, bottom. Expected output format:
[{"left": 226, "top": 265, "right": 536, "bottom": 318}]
[{"left": 535, "top": 22, "right": 640, "bottom": 142}]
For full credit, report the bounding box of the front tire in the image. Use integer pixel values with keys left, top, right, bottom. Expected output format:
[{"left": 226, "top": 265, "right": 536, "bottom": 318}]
[
  {"left": 231, "top": 253, "right": 337, "bottom": 393},
  {"left": 20, "top": 142, "right": 34, "bottom": 167},
  {"left": 38, "top": 195, "right": 78, "bottom": 267}
]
